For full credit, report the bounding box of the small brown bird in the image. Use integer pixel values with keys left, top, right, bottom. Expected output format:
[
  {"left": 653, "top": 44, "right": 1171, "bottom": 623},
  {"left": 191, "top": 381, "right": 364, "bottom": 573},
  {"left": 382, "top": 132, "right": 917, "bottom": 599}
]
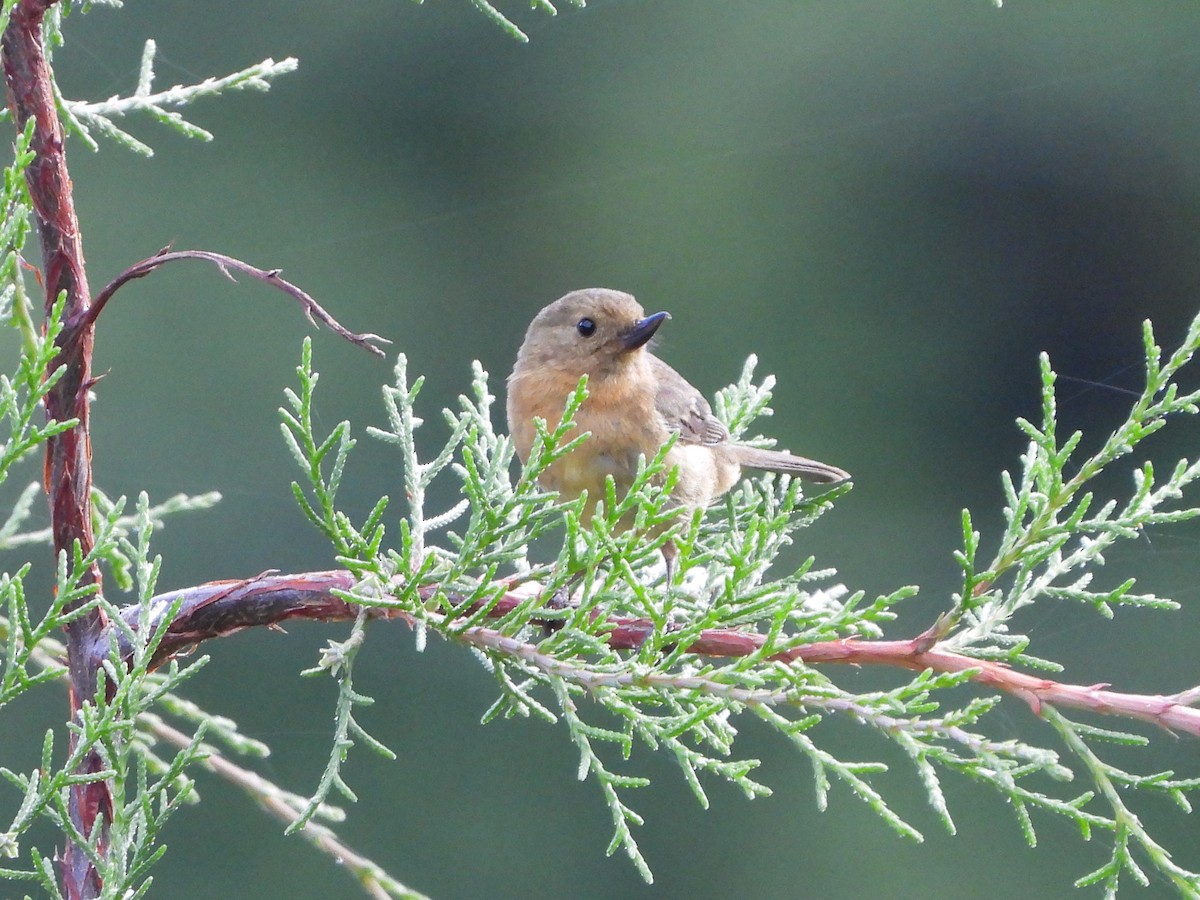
[{"left": 506, "top": 288, "right": 849, "bottom": 532}]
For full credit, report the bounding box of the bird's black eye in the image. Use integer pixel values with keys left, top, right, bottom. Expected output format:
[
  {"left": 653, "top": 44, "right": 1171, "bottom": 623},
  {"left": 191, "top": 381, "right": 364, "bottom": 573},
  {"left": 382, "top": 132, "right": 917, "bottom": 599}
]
[{"left": 576, "top": 318, "right": 596, "bottom": 337}]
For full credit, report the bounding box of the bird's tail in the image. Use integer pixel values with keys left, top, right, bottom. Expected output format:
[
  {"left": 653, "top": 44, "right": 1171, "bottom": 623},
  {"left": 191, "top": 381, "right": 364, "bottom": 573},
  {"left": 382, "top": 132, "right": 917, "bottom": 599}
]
[{"left": 731, "top": 446, "right": 850, "bottom": 484}]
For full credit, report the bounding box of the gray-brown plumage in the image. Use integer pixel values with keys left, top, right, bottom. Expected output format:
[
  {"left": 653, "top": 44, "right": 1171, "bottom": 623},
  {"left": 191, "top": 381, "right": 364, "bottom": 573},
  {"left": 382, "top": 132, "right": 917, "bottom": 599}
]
[{"left": 506, "top": 288, "right": 849, "bottom": 524}]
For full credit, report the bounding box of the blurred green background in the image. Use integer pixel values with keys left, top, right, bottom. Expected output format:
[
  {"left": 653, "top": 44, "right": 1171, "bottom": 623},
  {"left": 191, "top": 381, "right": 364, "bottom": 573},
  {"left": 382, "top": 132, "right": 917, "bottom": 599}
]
[{"left": 5, "top": 1, "right": 1200, "bottom": 897}]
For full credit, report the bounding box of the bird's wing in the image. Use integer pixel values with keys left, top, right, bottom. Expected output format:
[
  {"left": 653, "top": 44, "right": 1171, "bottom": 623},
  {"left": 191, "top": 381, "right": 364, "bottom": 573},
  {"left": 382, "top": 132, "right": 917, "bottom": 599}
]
[{"left": 650, "top": 356, "right": 729, "bottom": 446}]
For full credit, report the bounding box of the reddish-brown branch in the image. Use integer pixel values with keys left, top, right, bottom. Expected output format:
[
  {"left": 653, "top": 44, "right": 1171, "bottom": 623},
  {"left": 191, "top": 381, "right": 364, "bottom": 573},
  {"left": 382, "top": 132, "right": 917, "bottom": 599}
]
[
  {"left": 2, "top": 6, "right": 387, "bottom": 894},
  {"left": 2, "top": 1, "right": 102, "bottom": 636},
  {"left": 113, "top": 570, "right": 1200, "bottom": 739},
  {"left": 3, "top": 4, "right": 106, "bottom": 896},
  {"left": 787, "top": 639, "right": 1200, "bottom": 736},
  {"left": 112, "top": 570, "right": 368, "bottom": 669}
]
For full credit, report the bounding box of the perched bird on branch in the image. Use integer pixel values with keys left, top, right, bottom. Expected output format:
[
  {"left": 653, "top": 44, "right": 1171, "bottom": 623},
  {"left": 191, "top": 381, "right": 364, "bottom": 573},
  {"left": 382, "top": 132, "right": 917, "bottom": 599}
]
[{"left": 506, "top": 288, "right": 849, "bottom": 545}]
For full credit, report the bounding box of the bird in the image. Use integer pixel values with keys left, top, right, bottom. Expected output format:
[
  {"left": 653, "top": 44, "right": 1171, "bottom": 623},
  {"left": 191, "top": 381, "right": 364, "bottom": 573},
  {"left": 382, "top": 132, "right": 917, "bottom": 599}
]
[{"left": 506, "top": 288, "right": 849, "bottom": 540}]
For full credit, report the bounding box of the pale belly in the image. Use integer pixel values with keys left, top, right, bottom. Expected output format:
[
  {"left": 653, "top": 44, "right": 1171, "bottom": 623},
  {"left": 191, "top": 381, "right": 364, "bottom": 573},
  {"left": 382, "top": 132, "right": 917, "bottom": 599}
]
[
  {"left": 540, "top": 432, "right": 647, "bottom": 502},
  {"left": 540, "top": 424, "right": 738, "bottom": 517},
  {"left": 510, "top": 363, "right": 739, "bottom": 520}
]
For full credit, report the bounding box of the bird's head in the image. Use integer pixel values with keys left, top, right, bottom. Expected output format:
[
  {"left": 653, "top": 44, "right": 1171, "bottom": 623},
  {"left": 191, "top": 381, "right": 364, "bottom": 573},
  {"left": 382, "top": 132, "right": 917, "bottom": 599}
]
[{"left": 512, "top": 288, "right": 670, "bottom": 381}]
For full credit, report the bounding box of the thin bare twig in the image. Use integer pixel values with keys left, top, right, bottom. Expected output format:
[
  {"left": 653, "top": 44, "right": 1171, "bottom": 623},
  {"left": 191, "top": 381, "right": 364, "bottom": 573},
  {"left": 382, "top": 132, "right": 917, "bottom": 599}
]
[
  {"left": 88, "top": 248, "right": 390, "bottom": 356},
  {"left": 145, "top": 717, "right": 430, "bottom": 900}
]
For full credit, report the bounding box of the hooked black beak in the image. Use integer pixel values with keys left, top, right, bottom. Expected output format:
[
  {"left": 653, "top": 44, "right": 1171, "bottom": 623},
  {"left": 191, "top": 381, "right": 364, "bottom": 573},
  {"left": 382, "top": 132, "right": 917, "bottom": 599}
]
[{"left": 622, "top": 311, "right": 670, "bottom": 351}]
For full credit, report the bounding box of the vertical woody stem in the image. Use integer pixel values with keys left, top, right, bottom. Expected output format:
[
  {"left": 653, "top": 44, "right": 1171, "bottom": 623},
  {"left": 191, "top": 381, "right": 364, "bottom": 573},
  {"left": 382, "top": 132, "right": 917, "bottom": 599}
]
[{"left": 2, "top": 2, "right": 109, "bottom": 898}]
